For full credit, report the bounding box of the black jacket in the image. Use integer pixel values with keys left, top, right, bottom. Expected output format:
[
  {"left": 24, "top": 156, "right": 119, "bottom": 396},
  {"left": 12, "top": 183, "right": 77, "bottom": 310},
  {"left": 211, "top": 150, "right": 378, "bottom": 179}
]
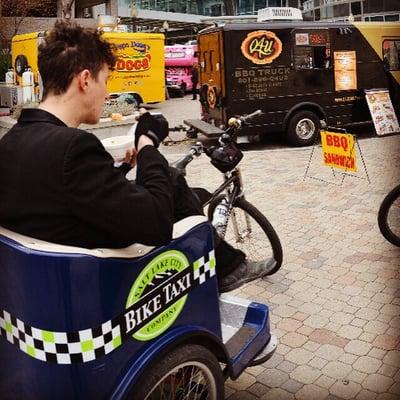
[
  {"left": 191, "top": 68, "right": 199, "bottom": 84},
  {"left": 0, "top": 109, "right": 174, "bottom": 248}
]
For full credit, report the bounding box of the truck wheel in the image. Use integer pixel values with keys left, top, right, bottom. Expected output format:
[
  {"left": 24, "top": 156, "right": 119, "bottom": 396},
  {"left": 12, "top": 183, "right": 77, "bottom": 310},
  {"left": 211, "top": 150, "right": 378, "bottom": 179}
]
[
  {"left": 130, "top": 344, "right": 224, "bottom": 400},
  {"left": 287, "top": 110, "right": 320, "bottom": 147},
  {"left": 128, "top": 94, "right": 140, "bottom": 109},
  {"left": 15, "top": 55, "right": 28, "bottom": 77}
]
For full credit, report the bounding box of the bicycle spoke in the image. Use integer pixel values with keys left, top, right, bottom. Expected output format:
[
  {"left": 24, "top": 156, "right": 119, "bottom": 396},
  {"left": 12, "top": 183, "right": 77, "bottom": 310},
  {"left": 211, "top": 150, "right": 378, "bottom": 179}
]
[
  {"left": 225, "top": 207, "right": 275, "bottom": 263},
  {"left": 146, "top": 364, "right": 212, "bottom": 400},
  {"left": 185, "top": 368, "right": 206, "bottom": 398}
]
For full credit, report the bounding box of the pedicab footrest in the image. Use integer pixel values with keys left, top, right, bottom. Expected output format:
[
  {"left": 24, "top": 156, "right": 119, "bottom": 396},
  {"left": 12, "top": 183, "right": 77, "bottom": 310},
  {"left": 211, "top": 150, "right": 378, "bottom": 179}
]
[
  {"left": 219, "top": 294, "right": 276, "bottom": 379},
  {"left": 225, "top": 326, "right": 257, "bottom": 356}
]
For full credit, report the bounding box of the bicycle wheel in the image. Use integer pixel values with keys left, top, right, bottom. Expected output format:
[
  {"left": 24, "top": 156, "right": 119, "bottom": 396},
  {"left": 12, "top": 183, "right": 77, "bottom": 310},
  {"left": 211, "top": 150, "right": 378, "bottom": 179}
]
[
  {"left": 130, "top": 344, "right": 224, "bottom": 400},
  {"left": 378, "top": 184, "right": 400, "bottom": 247},
  {"left": 208, "top": 195, "right": 283, "bottom": 275}
]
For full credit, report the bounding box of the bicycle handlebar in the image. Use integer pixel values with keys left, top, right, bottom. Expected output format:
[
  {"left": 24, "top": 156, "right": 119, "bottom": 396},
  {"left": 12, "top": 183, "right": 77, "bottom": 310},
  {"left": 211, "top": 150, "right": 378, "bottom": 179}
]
[
  {"left": 240, "top": 109, "right": 263, "bottom": 123},
  {"left": 172, "top": 110, "right": 263, "bottom": 174},
  {"left": 227, "top": 109, "right": 263, "bottom": 130},
  {"left": 170, "top": 143, "right": 203, "bottom": 173}
]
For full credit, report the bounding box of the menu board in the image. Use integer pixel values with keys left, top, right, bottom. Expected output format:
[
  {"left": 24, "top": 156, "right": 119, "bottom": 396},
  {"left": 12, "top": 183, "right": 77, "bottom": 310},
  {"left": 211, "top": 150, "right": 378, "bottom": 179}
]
[
  {"left": 334, "top": 51, "right": 357, "bottom": 91},
  {"left": 365, "top": 89, "right": 400, "bottom": 136}
]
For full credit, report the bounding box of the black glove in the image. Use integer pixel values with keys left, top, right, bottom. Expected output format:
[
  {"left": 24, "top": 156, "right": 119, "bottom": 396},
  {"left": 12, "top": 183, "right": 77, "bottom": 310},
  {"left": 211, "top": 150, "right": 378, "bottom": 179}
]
[{"left": 135, "top": 112, "right": 169, "bottom": 148}]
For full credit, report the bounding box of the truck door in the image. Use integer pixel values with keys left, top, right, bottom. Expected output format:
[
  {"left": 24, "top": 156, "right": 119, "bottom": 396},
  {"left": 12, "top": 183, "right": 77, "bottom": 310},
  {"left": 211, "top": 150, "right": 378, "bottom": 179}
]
[{"left": 198, "top": 31, "right": 225, "bottom": 125}]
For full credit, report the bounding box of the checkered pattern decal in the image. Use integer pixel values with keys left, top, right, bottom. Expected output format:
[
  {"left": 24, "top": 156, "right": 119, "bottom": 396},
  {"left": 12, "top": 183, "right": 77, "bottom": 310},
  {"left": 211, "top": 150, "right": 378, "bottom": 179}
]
[
  {"left": 0, "top": 250, "right": 216, "bottom": 364},
  {"left": 0, "top": 311, "right": 122, "bottom": 364},
  {"left": 193, "top": 249, "right": 216, "bottom": 284}
]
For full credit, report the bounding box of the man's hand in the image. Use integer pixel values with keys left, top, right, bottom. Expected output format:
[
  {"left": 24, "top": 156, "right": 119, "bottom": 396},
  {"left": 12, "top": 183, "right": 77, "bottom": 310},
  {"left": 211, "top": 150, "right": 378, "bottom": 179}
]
[
  {"left": 134, "top": 109, "right": 169, "bottom": 149},
  {"left": 137, "top": 135, "right": 154, "bottom": 152},
  {"left": 122, "top": 148, "right": 137, "bottom": 167}
]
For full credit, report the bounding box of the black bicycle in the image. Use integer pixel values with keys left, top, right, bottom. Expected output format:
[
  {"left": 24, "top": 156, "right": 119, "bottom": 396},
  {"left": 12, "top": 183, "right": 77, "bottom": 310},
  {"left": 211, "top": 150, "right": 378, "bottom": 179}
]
[
  {"left": 171, "top": 110, "right": 283, "bottom": 276},
  {"left": 378, "top": 184, "right": 400, "bottom": 247}
]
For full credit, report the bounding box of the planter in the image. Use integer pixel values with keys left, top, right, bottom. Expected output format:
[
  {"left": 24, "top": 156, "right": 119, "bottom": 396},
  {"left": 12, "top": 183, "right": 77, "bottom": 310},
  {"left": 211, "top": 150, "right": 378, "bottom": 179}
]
[{"left": 0, "top": 115, "right": 136, "bottom": 141}]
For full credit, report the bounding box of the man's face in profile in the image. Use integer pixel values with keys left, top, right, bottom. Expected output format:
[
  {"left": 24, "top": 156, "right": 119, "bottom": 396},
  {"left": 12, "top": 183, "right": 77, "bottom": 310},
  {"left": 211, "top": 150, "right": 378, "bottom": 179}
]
[{"left": 83, "top": 64, "right": 110, "bottom": 125}]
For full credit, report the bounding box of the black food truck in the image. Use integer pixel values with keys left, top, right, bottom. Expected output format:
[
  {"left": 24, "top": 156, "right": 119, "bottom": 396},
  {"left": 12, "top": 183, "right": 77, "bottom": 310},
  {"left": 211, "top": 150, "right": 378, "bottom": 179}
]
[{"left": 191, "top": 21, "right": 400, "bottom": 146}]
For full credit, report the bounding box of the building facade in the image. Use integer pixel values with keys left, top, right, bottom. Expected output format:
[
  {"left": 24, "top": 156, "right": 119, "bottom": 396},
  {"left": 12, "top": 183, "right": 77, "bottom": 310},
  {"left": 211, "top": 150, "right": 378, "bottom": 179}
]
[
  {"left": 301, "top": 0, "right": 400, "bottom": 22},
  {"left": 126, "top": 0, "right": 301, "bottom": 16}
]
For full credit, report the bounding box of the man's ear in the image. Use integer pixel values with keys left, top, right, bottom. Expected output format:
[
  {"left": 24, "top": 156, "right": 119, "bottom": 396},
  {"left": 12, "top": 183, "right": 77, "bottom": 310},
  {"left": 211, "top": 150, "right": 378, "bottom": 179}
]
[{"left": 77, "top": 69, "right": 91, "bottom": 92}]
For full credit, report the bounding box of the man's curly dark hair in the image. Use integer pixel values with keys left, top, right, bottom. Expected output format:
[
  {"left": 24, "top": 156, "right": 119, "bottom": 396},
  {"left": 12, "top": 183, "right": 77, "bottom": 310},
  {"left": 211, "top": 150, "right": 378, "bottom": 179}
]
[{"left": 38, "top": 21, "right": 116, "bottom": 99}]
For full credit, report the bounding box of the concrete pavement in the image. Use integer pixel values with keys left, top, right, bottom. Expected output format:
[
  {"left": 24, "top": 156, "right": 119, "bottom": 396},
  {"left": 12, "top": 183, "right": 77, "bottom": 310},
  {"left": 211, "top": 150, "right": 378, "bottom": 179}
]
[{"left": 157, "top": 96, "right": 400, "bottom": 400}]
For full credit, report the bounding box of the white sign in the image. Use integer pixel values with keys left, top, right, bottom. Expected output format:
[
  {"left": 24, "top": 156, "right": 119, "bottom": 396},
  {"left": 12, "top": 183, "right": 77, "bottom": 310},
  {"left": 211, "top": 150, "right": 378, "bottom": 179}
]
[
  {"left": 165, "top": 52, "right": 185, "bottom": 59},
  {"left": 257, "top": 7, "right": 303, "bottom": 21},
  {"left": 365, "top": 89, "right": 400, "bottom": 136},
  {"left": 295, "top": 33, "right": 309, "bottom": 46}
]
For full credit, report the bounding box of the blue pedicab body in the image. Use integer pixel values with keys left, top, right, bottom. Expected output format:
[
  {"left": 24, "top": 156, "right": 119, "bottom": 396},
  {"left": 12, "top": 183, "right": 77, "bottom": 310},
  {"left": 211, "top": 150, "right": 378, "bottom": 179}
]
[{"left": 0, "top": 216, "right": 276, "bottom": 399}]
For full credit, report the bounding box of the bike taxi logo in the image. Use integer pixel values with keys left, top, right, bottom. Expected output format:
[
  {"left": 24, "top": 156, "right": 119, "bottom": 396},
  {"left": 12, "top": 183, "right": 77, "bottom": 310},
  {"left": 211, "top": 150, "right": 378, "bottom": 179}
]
[
  {"left": 241, "top": 30, "right": 282, "bottom": 65},
  {"left": 113, "top": 41, "right": 152, "bottom": 72},
  {"left": 125, "top": 250, "right": 190, "bottom": 341}
]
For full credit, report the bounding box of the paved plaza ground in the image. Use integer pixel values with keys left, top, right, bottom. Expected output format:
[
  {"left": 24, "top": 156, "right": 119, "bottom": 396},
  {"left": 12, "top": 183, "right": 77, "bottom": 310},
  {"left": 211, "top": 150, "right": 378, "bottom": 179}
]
[{"left": 155, "top": 96, "right": 400, "bottom": 400}]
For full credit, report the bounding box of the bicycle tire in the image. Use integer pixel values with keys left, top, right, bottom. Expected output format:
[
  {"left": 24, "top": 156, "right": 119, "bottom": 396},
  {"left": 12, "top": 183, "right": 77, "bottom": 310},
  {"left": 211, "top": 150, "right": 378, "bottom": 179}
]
[
  {"left": 129, "top": 344, "right": 224, "bottom": 400},
  {"left": 378, "top": 184, "right": 400, "bottom": 247},
  {"left": 208, "top": 195, "right": 283, "bottom": 275}
]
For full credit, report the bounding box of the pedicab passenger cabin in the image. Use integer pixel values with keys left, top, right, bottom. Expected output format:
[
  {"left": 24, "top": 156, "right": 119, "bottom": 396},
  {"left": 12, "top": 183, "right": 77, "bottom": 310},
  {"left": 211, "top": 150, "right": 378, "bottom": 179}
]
[
  {"left": 0, "top": 216, "right": 276, "bottom": 399},
  {"left": 195, "top": 14, "right": 400, "bottom": 146}
]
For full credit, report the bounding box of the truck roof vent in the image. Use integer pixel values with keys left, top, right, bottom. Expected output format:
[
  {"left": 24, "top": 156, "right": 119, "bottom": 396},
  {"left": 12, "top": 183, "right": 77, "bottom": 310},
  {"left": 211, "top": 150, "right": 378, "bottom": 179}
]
[
  {"left": 338, "top": 27, "right": 353, "bottom": 35},
  {"left": 257, "top": 7, "right": 303, "bottom": 22}
]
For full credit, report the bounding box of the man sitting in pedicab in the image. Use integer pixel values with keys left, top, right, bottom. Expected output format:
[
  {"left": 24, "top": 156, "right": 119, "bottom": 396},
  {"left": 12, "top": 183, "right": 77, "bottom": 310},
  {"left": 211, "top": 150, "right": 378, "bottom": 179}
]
[{"left": 0, "top": 21, "right": 271, "bottom": 293}]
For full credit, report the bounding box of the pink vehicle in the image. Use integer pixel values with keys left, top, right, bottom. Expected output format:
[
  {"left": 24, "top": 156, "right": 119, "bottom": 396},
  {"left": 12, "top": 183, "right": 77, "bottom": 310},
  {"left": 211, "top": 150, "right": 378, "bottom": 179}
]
[{"left": 165, "top": 43, "right": 198, "bottom": 96}]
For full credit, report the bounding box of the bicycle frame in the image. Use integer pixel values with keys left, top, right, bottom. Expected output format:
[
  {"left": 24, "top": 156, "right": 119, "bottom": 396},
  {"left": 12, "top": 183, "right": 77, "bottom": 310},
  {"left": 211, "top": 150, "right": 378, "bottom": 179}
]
[
  {"left": 175, "top": 110, "right": 264, "bottom": 241},
  {"left": 202, "top": 169, "right": 242, "bottom": 208},
  {"left": 204, "top": 168, "right": 252, "bottom": 242}
]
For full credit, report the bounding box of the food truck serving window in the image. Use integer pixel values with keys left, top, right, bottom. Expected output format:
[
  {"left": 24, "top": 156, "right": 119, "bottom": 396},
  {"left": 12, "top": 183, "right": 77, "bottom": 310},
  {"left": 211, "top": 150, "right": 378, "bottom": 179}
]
[
  {"left": 293, "top": 30, "right": 331, "bottom": 70},
  {"left": 383, "top": 39, "right": 400, "bottom": 71}
]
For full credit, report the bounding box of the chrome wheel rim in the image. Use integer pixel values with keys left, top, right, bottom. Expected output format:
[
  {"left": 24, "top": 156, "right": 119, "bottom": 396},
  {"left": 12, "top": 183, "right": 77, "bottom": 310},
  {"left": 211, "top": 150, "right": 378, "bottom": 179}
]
[{"left": 296, "top": 118, "right": 315, "bottom": 140}]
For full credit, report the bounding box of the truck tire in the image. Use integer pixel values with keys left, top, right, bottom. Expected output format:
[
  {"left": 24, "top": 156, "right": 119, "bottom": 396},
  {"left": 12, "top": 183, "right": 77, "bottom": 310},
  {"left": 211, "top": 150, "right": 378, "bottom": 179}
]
[
  {"left": 127, "top": 94, "right": 140, "bottom": 109},
  {"left": 15, "top": 55, "right": 28, "bottom": 77},
  {"left": 287, "top": 110, "right": 320, "bottom": 147}
]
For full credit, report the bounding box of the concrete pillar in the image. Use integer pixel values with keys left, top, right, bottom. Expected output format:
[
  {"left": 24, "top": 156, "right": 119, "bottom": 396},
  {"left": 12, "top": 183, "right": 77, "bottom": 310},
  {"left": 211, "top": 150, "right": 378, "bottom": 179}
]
[
  {"left": 57, "top": 0, "right": 63, "bottom": 18},
  {"left": 106, "top": 0, "right": 119, "bottom": 16},
  {"left": 57, "top": 0, "right": 76, "bottom": 19}
]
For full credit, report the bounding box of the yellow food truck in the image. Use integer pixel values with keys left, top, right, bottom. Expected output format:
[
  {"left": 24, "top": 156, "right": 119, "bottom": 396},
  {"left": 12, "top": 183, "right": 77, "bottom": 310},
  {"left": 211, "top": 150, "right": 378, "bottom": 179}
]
[{"left": 11, "top": 30, "right": 166, "bottom": 107}]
